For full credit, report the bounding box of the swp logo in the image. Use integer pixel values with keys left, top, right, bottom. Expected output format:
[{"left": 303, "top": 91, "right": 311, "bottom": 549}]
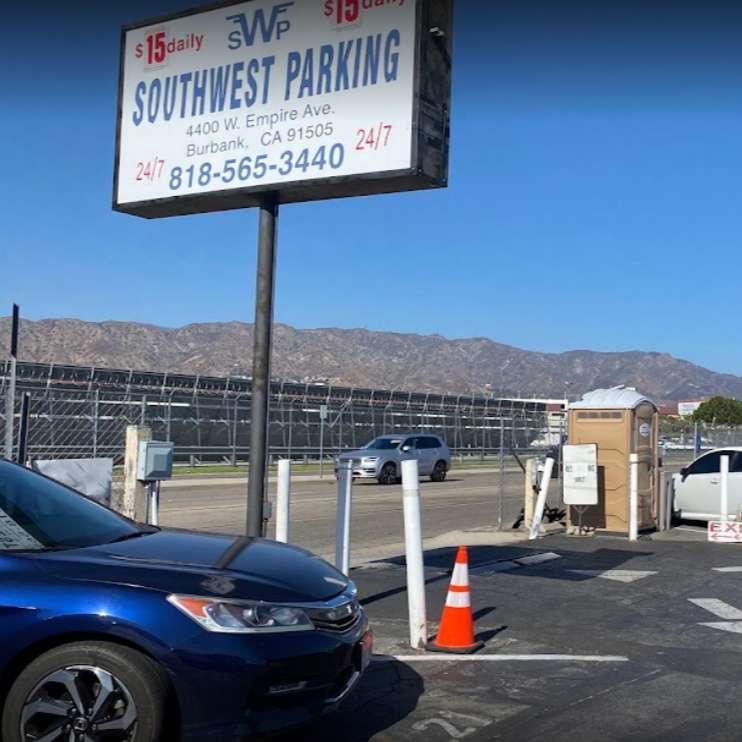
[{"left": 226, "top": 2, "right": 295, "bottom": 49}]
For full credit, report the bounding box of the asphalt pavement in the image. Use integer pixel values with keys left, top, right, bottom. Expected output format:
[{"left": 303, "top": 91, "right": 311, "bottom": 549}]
[
  {"left": 160, "top": 469, "right": 531, "bottom": 563},
  {"left": 276, "top": 532, "right": 742, "bottom": 742},
  {"left": 159, "top": 454, "right": 710, "bottom": 741}
]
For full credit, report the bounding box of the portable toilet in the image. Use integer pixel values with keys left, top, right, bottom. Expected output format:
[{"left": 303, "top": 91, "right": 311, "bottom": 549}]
[{"left": 568, "top": 386, "right": 659, "bottom": 534}]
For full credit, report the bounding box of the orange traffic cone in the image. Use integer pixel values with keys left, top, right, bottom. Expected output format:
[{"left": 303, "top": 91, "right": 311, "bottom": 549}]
[{"left": 427, "top": 546, "right": 484, "bottom": 654}]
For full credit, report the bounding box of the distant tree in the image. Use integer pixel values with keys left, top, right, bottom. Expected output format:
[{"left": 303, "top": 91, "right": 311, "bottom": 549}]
[{"left": 692, "top": 397, "right": 742, "bottom": 426}]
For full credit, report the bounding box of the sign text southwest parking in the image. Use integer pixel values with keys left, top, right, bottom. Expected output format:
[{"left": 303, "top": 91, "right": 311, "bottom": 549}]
[{"left": 116, "top": 0, "right": 417, "bottom": 207}]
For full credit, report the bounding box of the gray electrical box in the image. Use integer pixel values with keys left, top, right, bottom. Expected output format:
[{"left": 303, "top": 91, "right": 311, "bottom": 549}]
[{"left": 137, "top": 441, "right": 174, "bottom": 482}]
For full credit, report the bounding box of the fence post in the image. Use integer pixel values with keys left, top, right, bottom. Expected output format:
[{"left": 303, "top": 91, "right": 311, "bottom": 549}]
[
  {"left": 524, "top": 458, "right": 537, "bottom": 531},
  {"left": 335, "top": 460, "right": 353, "bottom": 575},
  {"left": 17, "top": 392, "right": 30, "bottom": 465},
  {"left": 657, "top": 469, "right": 667, "bottom": 531},
  {"left": 231, "top": 396, "right": 239, "bottom": 467},
  {"left": 118, "top": 425, "right": 151, "bottom": 520},
  {"left": 3, "top": 305, "right": 18, "bottom": 461},
  {"left": 275, "top": 459, "right": 291, "bottom": 543},
  {"left": 629, "top": 453, "right": 639, "bottom": 541},
  {"left": 92, "top": 389, "right": 100, "bottom": 458},
  {"left": 402, "top": 458, "right": 427, "bottom": 649}
]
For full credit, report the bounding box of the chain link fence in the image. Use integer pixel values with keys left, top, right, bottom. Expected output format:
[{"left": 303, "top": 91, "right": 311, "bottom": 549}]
[
  {"left": 1, "top": 361, "right": 563, "bottom": 466},
  {"left": 661, "top": 421, "right": 742, "bottom": 451}
]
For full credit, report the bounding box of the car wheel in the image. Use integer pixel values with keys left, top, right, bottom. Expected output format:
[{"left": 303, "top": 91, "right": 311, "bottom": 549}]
[
  {"left": 1, "top": 641, "right": 169, "bottom": 742},
  {"left": 430, "top": 461, "right": 448, "bottom": 482},
  {"left": 377, "top": 463, "right": 397, "bottom": 485}
]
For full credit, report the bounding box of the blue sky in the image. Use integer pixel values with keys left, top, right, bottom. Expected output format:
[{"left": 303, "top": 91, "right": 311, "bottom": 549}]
[{"left": 1, "top": 1, "right": 742, "bottom": 374}]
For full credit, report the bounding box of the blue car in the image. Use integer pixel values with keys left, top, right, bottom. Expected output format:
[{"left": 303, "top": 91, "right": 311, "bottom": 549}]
[{"left": 0, "top": 460, "right": 372, "bottom": 741}]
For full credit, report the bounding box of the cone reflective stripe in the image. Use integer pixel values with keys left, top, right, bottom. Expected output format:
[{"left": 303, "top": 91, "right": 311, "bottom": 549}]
[
  {"left": 427, "top": 546, "right": 484, "bottom": 654},
  {"left": 445, "top": 589, "right": 471, "bottom": 608}
]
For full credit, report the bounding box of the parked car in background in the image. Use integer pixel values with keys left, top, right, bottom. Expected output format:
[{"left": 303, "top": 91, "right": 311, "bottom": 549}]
[
  {"left": 335, "top": 434, "right": 451, "bottom": 485},
  {"left": 673, "top": 447, "right": 742, "bottom": 520},
  {"left": 0, "top": 460, "right": 371, "bottom": 742}
]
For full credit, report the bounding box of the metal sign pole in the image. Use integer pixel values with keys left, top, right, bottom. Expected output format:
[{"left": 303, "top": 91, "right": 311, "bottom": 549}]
[
  {"left": 4, "top": 304, "right": 19, "bottom": 461},
  {"left": 16, "top": 392, "right": 30, "bottom": 465},
  {"left": 319, "top": 404, "right": 327, "bottom": 480},
  {"left": 247, "top": 195, "right": 279, "bottom": 538}
]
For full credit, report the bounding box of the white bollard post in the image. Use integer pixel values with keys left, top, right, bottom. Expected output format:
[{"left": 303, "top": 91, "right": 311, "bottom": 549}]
[
  {"left": 629, "top": 453, "right": 639, "bottom": 541},
  {"left": 335, "top": 460, "right": 353, "bottom": 575},
  {"left": 275, "top": 459, "right": 291, "bottom": 543},
  {"left": 402, "top": 459, "right": 427, "bottom": 649},
  {"left": 720, "top": 454, "right": 730, "bottom": 523},
  {"left": 529, "top": 457, "right": 554, "bottom": 540}
]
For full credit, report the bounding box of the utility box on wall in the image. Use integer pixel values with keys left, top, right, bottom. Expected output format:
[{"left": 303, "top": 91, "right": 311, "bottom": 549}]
[
  {"left": 568, "top": 386, "right": 659, "bottom": 534},
  {"left": 137, "top": 441, "right": 174, "bottom": 482}
]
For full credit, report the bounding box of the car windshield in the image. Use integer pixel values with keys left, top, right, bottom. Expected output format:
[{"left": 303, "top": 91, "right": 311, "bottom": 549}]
[
  {"left": 0, "top": 461, "right": 144, "bottom": 551},
  {"left": 363, "top": 437, "right": 403, "bottom": 450}
]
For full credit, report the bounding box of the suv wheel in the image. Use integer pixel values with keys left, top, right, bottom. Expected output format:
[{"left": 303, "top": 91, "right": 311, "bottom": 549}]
[
  {"left": 2, "top": 642, "right": 169, "bottom": 742},
  {"left": 431, "top": 461, "right": 448, "bottom": 482},
  {"left": 378, "top": 463, "right": 397, "bottom": 486}
]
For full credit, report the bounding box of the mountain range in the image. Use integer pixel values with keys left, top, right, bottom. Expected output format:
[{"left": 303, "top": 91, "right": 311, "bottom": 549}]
[{"left": 1, "top": 317, "right": 740, "bottom": 402}]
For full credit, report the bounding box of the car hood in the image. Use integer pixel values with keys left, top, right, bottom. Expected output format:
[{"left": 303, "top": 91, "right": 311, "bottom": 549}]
[{"left": 32, "top": 530, "right": 349, "bottom": 603}]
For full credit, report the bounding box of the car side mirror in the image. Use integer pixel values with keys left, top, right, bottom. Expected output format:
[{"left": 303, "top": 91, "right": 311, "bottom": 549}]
[
  {"left": 401, "top": 446, "right": 411, "bottom": 453},
  {"left": 680, "top": 467, "right": 689, "bottom": 481}
]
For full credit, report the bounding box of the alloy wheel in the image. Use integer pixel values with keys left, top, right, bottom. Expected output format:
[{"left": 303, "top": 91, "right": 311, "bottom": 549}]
[
  {"left": 379, "top": 464, "right": 397, "bottom": 485},
  {"left": 20, "top": 665, "right": 137, "bottom": 742}
]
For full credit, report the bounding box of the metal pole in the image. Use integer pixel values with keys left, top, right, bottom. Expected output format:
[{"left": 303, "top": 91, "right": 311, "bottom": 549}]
[
  {"left": 497, "top": 418, "right": 505, "bottom": 530},
  {"left": 231, "top": 396, "right": 239, "bottom": 467},
  {"left": 247, "top": 195, "right": 279, "bottom": 537},
  {"left": 4, "top": 304, "right": 19, "bottom": 461},
  {"left": 275, "top": 459, "right": 291, "bottom": 543},
  {"left": 148, "top": 481, "right": 160, "bottom": 526},
  {"left": 629, "top": 453, "right": 639, "bottom": 541},
  {"left": 319, "top": 414, "right": 325, "bottom": 479},
  {"left": 402, "top": 458, "right": 427, "bottom": 649},
  {"left": 721, "top": 454, "right": 730, "bottom": 523},
  {"left": 287, "top": 404, "right": 293, "bottom": 460},
  {"left": 17, "top": 392, "right": 30, "bottom": 465},
  {"left": 91, "top": 388, "right": 100, "bottom": 458},
  {"left": 335, "top": 460, "right": 353, "bottom": 575}
]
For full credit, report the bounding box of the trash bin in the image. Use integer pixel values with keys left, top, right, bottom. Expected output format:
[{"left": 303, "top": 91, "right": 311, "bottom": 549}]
[{"left": 568, "top": 386, "right": 659, "bottom": 534}]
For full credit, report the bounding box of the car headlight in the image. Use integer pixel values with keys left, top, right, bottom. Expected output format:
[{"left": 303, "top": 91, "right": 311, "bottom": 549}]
[
  {"left": 168, "top": 595, "right": 314, "bottom": 634},
  {"left": 362, "top": 457, "right": 379, "bottom": 463}
]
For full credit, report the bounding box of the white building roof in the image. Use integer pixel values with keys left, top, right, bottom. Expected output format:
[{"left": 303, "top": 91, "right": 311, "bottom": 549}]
[{"left": 570, "top": 386, "right": 655, "bottom": 411}]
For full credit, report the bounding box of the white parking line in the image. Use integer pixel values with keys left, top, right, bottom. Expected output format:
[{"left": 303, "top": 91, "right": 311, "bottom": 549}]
[
  {"left": 514, "top": 552, "right": 561, "bottom": 566},
  {"left": 568, "top": 570, "right": 658, "bottom": 583},
  {"left": 688, "top": 598, "right": 742, "bottom": 620},
  {"left": 712, "top": 566, "right": 742, "bottom": 573},
  {"left": 374, "top": 654, "right": 629, "bottom": 663},
  {"left": 470, "top": 552, "right": 562, "bottom": 577}
]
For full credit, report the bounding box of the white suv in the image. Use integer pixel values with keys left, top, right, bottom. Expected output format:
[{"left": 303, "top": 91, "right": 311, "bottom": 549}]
[{"left": 335, "top": 434, "right": 451, "bottom": 485}]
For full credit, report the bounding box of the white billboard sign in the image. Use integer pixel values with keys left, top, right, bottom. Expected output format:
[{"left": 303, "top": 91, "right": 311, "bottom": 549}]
[
  {"left": 114, "top": 0, "right": 452, "bottom": 218},
  {"left": 563, "top": 444, "right": 599, "bottom": 506},
  {"left": 678, "top": 400, "right": 703, "bottom": 418}
]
